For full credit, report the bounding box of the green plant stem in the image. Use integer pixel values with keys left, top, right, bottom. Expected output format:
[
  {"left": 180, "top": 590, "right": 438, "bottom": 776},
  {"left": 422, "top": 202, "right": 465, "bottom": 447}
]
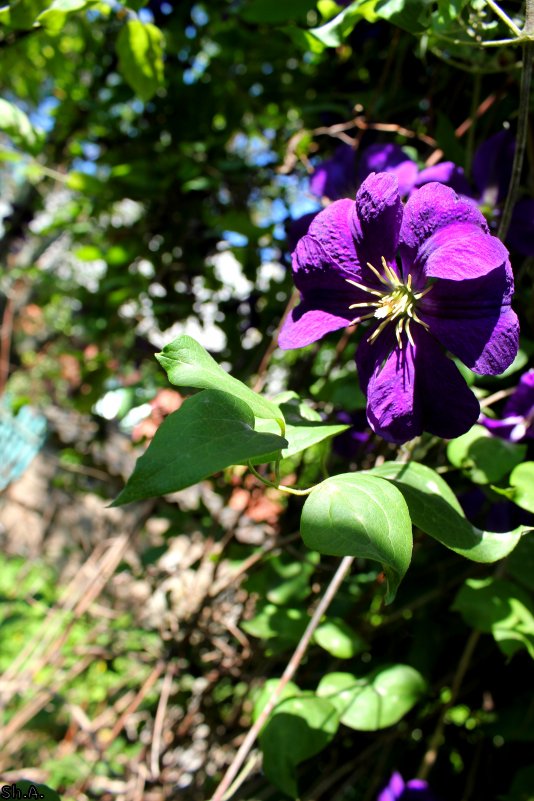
[
  {"left": 498, "top": 39, "right": 534, "bottom": 240},
  {"left": 485, "top": 0, "right": 521, "bottom": 36},
  {"left": 210, "top": 555, "right": 355, "bottom": 801},
  {"left": 248, "top": 462, "right": 316, "bottom": 495}
]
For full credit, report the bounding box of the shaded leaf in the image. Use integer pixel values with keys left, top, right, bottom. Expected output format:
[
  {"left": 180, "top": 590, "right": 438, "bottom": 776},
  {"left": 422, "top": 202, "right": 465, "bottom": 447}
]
[
  {"left": 453, "top": 578, "right": 534, "bottom": 659},
  {"left": 260, "top": 694, "right": 340, "bottom": 798},
  {"left": 369, "top": 461, "right": 527, "bottom": 562},
  {"left": 447, "top": 425, "right": 526, "bottom": 485}
]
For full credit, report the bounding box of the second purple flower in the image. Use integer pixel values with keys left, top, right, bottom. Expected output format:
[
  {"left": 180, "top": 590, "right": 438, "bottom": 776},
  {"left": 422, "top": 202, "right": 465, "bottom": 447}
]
[{"left": 279, "top": 173, "right": 519, "bottom": 443}]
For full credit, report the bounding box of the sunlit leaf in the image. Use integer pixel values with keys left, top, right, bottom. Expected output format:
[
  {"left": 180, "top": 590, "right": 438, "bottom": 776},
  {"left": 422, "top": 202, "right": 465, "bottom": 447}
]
[
  {"left": 116, "top": 19, "right": 165, "bottom": 102},
  {"left": 112, "top": 390, "right": 287, "bottom": 505},
  {"left": 369, "top": 461, "right": 528, "bottom": 562},
  {"left": 156, "top": 335, "right": 285, "bottom": 434},
  {"left": 301, "top": 473, "right": 412, "bottom": 602},
  {"left": 317, "top": 664, "right": 426, "bottom": 730}
]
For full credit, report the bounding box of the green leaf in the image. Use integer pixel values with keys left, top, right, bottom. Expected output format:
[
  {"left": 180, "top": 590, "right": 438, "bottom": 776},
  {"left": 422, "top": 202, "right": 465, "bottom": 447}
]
[
  {"left": 244, "top": 551, "right": 320, "bottom": 605},
  {"left": 453, "top": 578, "right": 534, "bottom": 659},
  {"left": 240, "top": 603, "right": 308, "bottom": 645},
  {"left": 308, "top": 0, "right": 377, "bottom": 48},
  {"left": 112, "top": 390, "right": 287, "bottom": 505},
  {"left": 447, "top": 424, "right": 527, "bottom": 485},
  {"left": 375, "top": 0, "right": 431, "bottom": 33},
  {"left": 241, "top": 0, "right": 316, "bottom": 23},
  {"left": 255, "top": 395, "right": 348, "bottom": 459},
  {"left": 313, "top": 618, "right": 367, "bottom": 659},
  {"left": 252, "top": 679, "right": 302, "bottom": 723},
  {"left": 368, "top": 461, "right": 527, "bottom": 562},
  {"left": 301, "top": 473, "right": 412, "bottom": 602},
  {"left": 509, "top": 463, "right": 534, "bottom": 514},
  {"left": 507, "top": 535, "right": 534, "bottom": 592},
  {"left": 317, "top": 664, "right": 426, "bottom": 730},
  {"left": 36, "top": 0, "right": 91, "bottom": 32},
  {"left": 0, "top": 98, "right": 45, "bottom": 156},
  {"left": 260, "top": 694, "right": 340, "bottom": 798},
  {"left": 0, "top": 0, "right": 49, "bottom": 29},
  {"left": 116, "top": 19, "right": 165, "bottom": 102},
  {"left": 156, "top": 335, "right": 285, "bottom": 434}
]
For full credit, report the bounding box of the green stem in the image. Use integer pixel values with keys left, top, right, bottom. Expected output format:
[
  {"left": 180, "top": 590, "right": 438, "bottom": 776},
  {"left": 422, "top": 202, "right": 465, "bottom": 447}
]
[
  {"left": 485, "top": 0, "right": 521, "bottom": 36},
  {"left": 248, "top": 462, "right": 316, "bottom": 496},
  {"left": 498, "top": 40, "right": 534, "bottom": 241}
]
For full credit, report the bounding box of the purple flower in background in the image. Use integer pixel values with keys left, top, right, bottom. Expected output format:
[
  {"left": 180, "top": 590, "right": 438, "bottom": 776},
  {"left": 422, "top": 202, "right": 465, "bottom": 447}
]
[
  {"left": 378, "top": 772, "right": 437, "bottom": 801},
  {"left": 279, "top": 172, "right": 519, "bottom": 443},
  {"left": 310, "top": 144, "right": 357, "bottom": 200},
  {"left": 472, "top": 130, "right": 534, "bottom": 257},
  {"left": 357, "top": 143, "right": 420, "bottom": 196},
  {"left": 481, "top": 369, "right": 534, "bottom": 442}
]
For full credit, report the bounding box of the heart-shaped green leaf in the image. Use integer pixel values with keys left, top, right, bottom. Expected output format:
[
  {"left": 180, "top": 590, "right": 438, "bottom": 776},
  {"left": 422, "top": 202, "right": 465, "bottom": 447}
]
[{"left": 301, "top": 473, "right": 412, "bottom": 602}]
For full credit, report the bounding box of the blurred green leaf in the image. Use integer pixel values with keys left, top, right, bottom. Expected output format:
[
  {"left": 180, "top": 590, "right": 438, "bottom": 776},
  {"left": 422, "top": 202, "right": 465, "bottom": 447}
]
[
  {"left": 0, "top": 98, "right": 44, "bottom": 155},
  {"left": 508, "top": 463, "right": 534, "bottom": 514},
  {"left": 317, "top": 664, "right": 426, "bottom": 730},
  {"left": 260, "top": 694, "right": 340, "bottom": 797},
  {"left": 447, "top": 425, "right": 526, "bottom": 485},
  {"left": 453, "top": 578, "right": 534, "bottom": 659},
  {"left": 116, "top": 19, "right": 165, "bottom": 102},
  {"left": 241, "top": 0, "right": 316, "bottom": 23},
  {"left": 313, "top": 618, "right": 367, "bottom": 659}
]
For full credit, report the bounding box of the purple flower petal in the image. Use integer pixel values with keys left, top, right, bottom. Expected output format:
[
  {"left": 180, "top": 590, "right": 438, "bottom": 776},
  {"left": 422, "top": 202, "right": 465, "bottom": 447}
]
[
  {"left": 420, "top": 298, "right": 519, "bottom": 376},
  {"left": 357, "top": 328, "right": 480, "bottom": 442},
  {"left": 399, "top": 182, "right": 487, "bottom": 269},
  {"left": 356, "top": 330, "right": 422, "bottom": 443},
  {"left": 472, "top": 129, "right": 514, "bottom": 204},
  {"left": 415, "top": 161, "right": 472, "bottom": 197},
  {"left": 350, "top": 172, "right": 403, "bottom": 271},
  {"left": 310, "top": 144, "right": 357, "bottom": 200},
  {"left": 412, "top": 223, "right": 510, "bottom": 284},
  {"left": 504, "top": 369, "right": 534, "bottom": 418},
  {"left": 415, "top": 333, "right": 481, "bottom": 438},
  {"left": 357, "top": 143, "right": 419, "bottom": 196},
  {"left": 377, "top": 772, "right": 406, "bottom": 801},
  {"left": 279, "top": 200, "right": 366, "bottom": 349}
]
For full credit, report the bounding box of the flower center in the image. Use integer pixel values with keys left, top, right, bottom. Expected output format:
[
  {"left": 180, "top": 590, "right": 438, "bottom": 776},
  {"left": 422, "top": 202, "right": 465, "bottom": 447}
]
[{"left": 346, "top": 257, "right": 432, "bottom": 348}]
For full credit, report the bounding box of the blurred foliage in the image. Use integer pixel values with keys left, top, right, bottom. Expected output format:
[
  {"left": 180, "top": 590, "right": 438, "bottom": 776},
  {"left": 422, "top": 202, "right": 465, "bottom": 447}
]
[{"left": 1, "top": 1, "right": 534, "bottom": 800}]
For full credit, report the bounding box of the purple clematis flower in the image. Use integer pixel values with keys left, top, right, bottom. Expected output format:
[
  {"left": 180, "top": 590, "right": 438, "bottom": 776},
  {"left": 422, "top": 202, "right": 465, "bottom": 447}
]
[
  {"left": 481, "top": 369, "right": 534, "bottom": 442},
  {"left": 378, "top": 772, "right": 437, "bottom": 801},
  {"left": 279, "top": 172, "right": 519, "bottom": 443},
  {"left": 310, "top": 144, "right": 357, "bottom": 200}
]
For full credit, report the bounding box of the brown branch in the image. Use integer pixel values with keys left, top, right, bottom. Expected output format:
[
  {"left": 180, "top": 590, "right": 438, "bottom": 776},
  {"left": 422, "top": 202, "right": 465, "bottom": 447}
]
[{"left": 210, "top": 555, "right": 354, "bottom": 801}]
